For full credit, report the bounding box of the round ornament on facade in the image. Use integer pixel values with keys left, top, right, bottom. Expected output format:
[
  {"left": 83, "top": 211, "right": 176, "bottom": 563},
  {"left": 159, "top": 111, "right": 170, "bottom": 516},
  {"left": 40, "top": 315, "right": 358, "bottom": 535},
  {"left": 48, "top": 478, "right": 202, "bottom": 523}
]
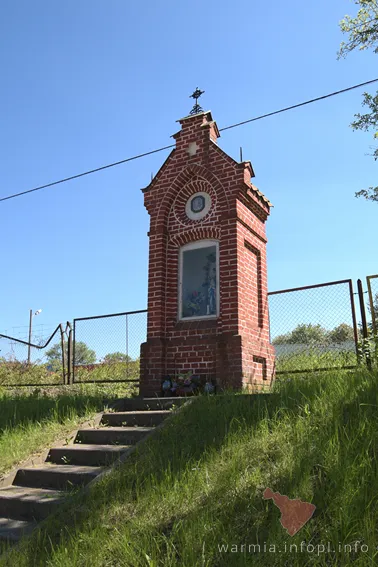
[
  {"left": 191, "top": 195, "right": 205, "bottom": 213},
  {"left": 186, "top": 192, "right": 212, "bottom": 220}
]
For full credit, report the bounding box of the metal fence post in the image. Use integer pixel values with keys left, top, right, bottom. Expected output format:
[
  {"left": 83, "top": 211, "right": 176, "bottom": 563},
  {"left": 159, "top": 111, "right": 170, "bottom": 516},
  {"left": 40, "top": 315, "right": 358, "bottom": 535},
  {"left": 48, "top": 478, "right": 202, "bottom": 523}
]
[
  {"left": 68, "top": 325, "right": 73, "bottom": 385},
  {"left": 357, "top": 279, "right": 372, "bottom": 370},
  {"left": 27, "top": 309, "right": 33, "bottom": 365},
  {"left": 126, "top": 314, "right": 129, "bottom": 380},
  {"left": 60, "top": 324, "right": 67, "bottom": 385},
  {"left": 348, "top": 280, "right": 359, "bottom": 357}
]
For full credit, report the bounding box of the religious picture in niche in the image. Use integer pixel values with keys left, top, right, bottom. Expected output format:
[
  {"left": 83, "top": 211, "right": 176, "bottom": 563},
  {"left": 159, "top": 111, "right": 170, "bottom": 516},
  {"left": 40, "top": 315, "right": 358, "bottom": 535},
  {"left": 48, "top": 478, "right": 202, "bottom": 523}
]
[{"left": 181, "top": 243, "right": 217, "bottom": 319}]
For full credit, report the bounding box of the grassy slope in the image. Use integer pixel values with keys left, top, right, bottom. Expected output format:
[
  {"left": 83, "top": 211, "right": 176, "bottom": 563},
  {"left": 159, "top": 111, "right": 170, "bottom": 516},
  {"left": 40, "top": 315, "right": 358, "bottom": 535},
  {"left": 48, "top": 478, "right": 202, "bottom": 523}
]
[
  {"left": 0, "top": 384, "right": 134, "bottom": 478},
  {"left": 1, "top": 370, "right": 378, "bottom": 566}
]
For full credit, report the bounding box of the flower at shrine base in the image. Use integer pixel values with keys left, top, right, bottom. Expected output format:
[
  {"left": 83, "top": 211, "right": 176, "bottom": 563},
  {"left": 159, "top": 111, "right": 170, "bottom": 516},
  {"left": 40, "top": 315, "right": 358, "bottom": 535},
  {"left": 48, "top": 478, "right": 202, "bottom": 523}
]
[
  {"left": 161, "top": 373, "right": 210, "bottom": 396},
  {"left": 162, "top": 379, "right": 171, "bottom": 392}
]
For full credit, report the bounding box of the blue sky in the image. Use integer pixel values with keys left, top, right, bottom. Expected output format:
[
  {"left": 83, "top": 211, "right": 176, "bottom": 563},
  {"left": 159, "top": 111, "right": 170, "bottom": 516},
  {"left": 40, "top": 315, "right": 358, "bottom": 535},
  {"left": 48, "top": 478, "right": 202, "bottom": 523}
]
[{"left": 0, "top": 0, "right": 377, "bottom": 345}]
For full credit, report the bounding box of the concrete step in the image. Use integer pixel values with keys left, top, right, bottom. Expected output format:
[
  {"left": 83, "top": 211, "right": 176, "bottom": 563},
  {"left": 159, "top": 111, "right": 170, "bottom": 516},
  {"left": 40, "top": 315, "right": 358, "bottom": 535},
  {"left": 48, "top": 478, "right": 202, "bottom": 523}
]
[
  {"left": 0, "top": 486, "right": 63, "bottom": 521},
  {"left": 13, "top": 465, "right": 102, "bottom": 491},
  {"left": 118, "top": 397, "right": 188, "bottom": 412},
  {"left": 75, "top": 426, "right": 153, "bottom": 446},
  {"left": 46, "top": 444, "right": 130, "bottom": 466},
  {"left": 0, "top": 517, "right": 37, "bottom": 542},
  {"left": 101, "top": 410, "right": 170, "bottom": 427}
]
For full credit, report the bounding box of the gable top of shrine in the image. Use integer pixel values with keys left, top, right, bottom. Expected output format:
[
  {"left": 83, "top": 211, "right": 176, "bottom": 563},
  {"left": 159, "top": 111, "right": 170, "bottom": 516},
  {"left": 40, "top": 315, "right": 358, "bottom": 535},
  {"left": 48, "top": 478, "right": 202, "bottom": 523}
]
[
  {"left": 172, "top": 110, "right": 220, "bottom": 144},
  {"left": 141, "top": 110, "right": 272, "bottom": 210}
]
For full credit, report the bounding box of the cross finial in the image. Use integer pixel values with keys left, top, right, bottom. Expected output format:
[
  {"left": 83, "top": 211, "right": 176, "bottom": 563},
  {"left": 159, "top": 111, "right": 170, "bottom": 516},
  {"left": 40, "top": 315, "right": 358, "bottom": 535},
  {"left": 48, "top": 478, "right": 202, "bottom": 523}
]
[{"left": 189, "top": 87, "right": 205, "bottom": 115}]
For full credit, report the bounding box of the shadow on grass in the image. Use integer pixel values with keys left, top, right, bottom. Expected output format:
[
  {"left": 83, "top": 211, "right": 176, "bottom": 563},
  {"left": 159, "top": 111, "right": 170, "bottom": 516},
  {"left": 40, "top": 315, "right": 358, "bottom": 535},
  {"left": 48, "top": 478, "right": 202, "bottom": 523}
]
[
  {"left": 2, "top": 370, "right": 378, "bottom": 566},
  {"left": 148, "top": 377, "right": 378, "bottom": 563}
]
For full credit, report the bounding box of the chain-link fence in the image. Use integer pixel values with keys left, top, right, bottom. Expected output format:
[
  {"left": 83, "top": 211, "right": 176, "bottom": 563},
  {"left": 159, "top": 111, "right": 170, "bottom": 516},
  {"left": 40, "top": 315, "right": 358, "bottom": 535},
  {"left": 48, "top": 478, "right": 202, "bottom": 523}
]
[
  {"left": 3, "top": 276, "right": 374, "bottom": 388},
  {"left": 0, "top": 325, "right": 67, "bottom": 386},
  {"left": 268, "top": 279, "right": 359, "bottom": 374},
  {"left": 73, "top": 310, "right": 147, "bottom": 387}
]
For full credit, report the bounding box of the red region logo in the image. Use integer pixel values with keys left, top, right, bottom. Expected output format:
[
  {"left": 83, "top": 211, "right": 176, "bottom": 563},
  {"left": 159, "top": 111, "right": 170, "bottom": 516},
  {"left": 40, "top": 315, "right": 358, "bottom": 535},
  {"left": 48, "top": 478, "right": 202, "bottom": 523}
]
[{"left": 263, "top": 488, "right": 316, "bottom": 536}]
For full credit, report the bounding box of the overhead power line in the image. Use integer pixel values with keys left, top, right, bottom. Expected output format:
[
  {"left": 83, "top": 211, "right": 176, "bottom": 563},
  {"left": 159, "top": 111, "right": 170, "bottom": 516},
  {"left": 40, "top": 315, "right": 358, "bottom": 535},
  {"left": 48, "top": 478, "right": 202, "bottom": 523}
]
[
  {"left": 0, "top": 144, "right": 176, "bottom": 204},
  {"left": 1, "top": 77, "right": 377, "bottom": 204},
  {"left": 218, "top": 77, "right": 378, "bottom": 132}
]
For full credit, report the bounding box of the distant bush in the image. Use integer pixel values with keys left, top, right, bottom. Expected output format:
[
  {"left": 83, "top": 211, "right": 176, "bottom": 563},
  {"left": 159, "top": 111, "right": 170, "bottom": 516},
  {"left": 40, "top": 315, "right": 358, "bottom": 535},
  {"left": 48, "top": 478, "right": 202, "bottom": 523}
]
[
  {"left": 74, "top": 359, "right": 140, "bottom": 386},
  {"left": 273, "top": 323, "right": 355, "bottom": 346},
  {"left": 0, "top": 360, "right": 61, "bottom": 386}
]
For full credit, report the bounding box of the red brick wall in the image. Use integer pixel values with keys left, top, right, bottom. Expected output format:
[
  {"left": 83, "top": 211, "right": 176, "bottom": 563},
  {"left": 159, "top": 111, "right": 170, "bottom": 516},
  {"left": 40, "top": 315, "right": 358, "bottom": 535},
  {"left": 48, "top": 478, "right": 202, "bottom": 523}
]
[{"left": 140, "top": 111, "right": 275, "bottom": 396}]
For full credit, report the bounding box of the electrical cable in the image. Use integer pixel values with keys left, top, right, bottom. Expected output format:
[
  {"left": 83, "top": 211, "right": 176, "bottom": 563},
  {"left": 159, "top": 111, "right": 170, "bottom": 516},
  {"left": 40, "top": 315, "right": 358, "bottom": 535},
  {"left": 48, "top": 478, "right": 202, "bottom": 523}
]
[{"left": 1, "top": 77, "right": 377, "bottom": 204}]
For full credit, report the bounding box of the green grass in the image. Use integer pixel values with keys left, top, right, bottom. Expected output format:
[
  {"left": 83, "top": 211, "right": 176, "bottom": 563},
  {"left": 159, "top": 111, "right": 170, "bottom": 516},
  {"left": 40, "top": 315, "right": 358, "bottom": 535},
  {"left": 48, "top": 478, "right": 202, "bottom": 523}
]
[
  {"left": 74, "top": 360, "right": 140, "bottom": 383},
  {"left": 2, "top": 368, "right": 378, "bottom": 566},
  {"left": 275, "top": 348, "right": 358, "bottom": 373},
  {"left": 0, "top": 360, "right": 140, "bottom": 387},
  {"left": 0, "top": 383, "right": 136, "bottom": 478},
  {"left": 0, "top": 361, "right": 62, "bottom": 386}
]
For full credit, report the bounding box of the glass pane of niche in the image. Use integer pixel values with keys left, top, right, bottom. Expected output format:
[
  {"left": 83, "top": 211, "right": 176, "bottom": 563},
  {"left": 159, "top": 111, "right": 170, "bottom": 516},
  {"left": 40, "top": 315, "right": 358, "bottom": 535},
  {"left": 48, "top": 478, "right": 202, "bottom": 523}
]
[{"left": 181, "top": 243, "right": 218, "bottom": 319}]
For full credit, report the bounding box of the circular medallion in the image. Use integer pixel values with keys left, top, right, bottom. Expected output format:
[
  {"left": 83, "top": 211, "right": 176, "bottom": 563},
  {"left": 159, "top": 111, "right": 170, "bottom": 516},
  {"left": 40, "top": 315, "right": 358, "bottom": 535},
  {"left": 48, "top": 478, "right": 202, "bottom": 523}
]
[
  {"left": 191, "top": 195, "right": 205, "bottom": 213},
  {"left": 186, "top": 192, "right": 212, "bottom": 220}
]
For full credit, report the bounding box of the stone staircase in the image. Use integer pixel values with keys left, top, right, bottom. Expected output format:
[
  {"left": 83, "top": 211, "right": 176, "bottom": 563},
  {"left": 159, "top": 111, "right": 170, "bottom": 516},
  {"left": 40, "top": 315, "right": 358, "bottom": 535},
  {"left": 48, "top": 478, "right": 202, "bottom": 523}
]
[{"left": 0, "top": 397, "right": 186, "bottom": 545}]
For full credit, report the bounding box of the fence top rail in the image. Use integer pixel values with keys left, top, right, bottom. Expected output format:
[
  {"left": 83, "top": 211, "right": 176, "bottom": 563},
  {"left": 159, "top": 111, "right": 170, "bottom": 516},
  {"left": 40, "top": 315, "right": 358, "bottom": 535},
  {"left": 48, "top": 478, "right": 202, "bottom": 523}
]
[
  {"left": 367, "top": 274, "right": 378, "bottom": 281},
  {"left": 74, "top": 309, "right": 148, "bottom": 322},
  {"left": 268, "top": 279, "right": 353, "bottom": 296},
  {"left": 0, "top": 324, "right": 62, "bottom": 350}
]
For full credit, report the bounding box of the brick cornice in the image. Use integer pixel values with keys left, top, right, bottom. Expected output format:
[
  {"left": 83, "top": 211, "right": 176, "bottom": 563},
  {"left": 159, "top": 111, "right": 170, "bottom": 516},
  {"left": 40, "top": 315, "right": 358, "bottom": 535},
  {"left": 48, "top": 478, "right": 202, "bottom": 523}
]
[
  {"left": 237, "top": 188, "right": 269, "bottom": 222},
  {"left": 236, "top": 216, "right": 267, "bottom": 244}
]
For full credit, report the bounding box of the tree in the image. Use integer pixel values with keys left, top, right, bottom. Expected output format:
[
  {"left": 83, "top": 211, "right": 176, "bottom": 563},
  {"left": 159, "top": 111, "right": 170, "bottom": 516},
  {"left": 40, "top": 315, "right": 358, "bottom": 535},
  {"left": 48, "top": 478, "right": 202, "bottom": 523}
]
[
  {"left": 273, "top": 324, "right": 329, "bottom": 345},
  {"left": 272, "top": 323, "right": 355, "bottom": 345},
  {"left": 327, "top": 323, "right": 355, "bottom": 343},
  {"left": 287, "top": 324, "right": 329, "bottom": 344},
  {"left": 102, "top": 352, "right": 132, "bottom": 364},
  {"left": 272, "top": 332, "right": 292, "bottom": 345},
  {"left": 46, "top": 341, "right": 96, "bottom": 365},
  {"left": 338, "top": 0, "right": 378, "bottom": 202}
]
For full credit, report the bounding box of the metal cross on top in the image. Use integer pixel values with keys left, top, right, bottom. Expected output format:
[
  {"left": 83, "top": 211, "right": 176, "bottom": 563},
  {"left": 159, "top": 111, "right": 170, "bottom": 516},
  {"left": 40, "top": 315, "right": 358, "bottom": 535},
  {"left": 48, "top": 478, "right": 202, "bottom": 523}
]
[{"left": 189, "top": 87, "right": 205, "bottom": 115}]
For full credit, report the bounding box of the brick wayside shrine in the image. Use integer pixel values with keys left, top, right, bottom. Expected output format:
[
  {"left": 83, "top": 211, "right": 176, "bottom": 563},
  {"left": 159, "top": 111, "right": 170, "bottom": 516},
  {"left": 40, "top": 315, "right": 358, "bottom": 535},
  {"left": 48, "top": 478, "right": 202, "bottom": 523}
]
[{"left": 139, "top": 91, "right": 275, "bottom": 396}]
